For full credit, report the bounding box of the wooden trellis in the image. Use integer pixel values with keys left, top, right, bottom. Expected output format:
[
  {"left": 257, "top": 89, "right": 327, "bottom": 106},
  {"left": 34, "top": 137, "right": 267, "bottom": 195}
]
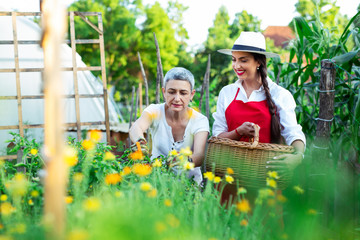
[{"left": 0, "top": 11, "right": 110, "bottom": 161}]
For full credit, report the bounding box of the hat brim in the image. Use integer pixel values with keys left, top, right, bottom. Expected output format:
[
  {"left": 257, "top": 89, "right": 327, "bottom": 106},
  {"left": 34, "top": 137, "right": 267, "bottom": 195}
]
[{"left": 217, "top": 49, "right": 279, "bottom": 58}]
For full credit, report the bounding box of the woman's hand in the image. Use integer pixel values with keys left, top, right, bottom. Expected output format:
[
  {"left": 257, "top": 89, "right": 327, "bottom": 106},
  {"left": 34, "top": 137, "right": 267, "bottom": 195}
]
[
  {"left": 236, "top": 122, "right": 256, "bottom": 137},
  {"left": 266, "top": 152, "right": 303, "bottom": 176},
  {"left": 130, "top": 138, "right": 149, "bottom": 156}
]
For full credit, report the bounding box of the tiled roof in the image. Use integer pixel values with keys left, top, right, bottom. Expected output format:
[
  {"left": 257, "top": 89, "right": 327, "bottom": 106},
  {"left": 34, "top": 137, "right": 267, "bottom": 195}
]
[{"left": 263, "top": 26, "right": 295, "bottom": 47}]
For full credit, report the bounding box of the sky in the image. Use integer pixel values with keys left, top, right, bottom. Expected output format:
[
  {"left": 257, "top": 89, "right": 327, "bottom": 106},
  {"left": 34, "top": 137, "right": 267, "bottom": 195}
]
[{"left": 1, "top": 0, "right": 359, "bottom": 48}]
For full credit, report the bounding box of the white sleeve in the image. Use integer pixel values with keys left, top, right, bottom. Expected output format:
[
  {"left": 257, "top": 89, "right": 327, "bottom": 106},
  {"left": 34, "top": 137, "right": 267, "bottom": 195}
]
[
  {"left": 192, "top": 114, "right": 210, "bottom": 134},
  {"left": 275, "top": 89, "right": 306, "bottom": 146},
  {"left": 212, "top": 89, "right": 228, "bottom": 136}
]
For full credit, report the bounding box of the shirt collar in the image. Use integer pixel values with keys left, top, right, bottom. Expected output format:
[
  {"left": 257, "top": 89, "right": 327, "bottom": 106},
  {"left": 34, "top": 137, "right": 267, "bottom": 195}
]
[{"left": 235, "top": 79, "right": 264, "bottom": 92}]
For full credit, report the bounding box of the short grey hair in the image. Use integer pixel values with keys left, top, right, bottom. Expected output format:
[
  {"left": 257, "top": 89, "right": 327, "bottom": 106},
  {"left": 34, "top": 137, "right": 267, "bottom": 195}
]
[{"left": 163, "top": 67, "right": 195, "bottom": 90}]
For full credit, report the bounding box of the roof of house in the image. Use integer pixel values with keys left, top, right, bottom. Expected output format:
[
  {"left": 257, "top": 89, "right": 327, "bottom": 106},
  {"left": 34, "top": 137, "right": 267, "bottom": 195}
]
[{"left": 263, "top": 26, "right": 295, "bottom": 48}]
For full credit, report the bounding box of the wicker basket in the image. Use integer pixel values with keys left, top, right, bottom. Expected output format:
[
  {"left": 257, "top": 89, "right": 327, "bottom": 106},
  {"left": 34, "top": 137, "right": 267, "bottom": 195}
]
[{"left": 205, "top": 126, "right": 295, "bottom": 190}]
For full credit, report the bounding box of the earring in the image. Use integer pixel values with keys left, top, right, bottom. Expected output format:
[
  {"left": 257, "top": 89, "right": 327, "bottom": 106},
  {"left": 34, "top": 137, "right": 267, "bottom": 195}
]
[
  {"left": 257, "top": 66, "right": 260, "bottom": 70},
  {"left": 190, "top": 99, "right": 193, "bottom": 102}
]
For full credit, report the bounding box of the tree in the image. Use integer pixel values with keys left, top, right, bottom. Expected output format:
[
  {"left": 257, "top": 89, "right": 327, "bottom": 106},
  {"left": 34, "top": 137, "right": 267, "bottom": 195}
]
[
  {"left": 230, "top": 11, "right": 262, "bottom": 39},
  {"left": 138, "top": 2, "right": 180, "bottom": 89},
  {"left": 68, "top": 0, "right": 142, "bottom": 97},
  {"left": 294, "top": 0, "right": 349, "bottom": 36}
]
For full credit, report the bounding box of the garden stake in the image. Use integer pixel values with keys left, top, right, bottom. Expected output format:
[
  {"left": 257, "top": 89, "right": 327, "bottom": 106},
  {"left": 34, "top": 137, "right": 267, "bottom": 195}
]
[
  {"left": 41, "top": 0, "right": 67, "bottom": 238},
  {"left": 153, "top": 32, "right": 163, "bottom": 104}
]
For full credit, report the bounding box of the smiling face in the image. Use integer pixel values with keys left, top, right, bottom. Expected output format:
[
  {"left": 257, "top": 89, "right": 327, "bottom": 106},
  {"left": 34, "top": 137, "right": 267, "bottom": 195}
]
[
  {"left": 162, "top": 79, "right": 195, "bottom": 112},
  {"left": 232, "top": 51, "right": 260, "bottom": 81}
]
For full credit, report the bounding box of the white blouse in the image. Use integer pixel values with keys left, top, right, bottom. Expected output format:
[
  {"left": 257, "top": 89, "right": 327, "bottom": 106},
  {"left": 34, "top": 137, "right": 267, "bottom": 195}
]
[
  {"left": 144, "top": 103, "right": 210, "bottom": 184},
  {"left": 212, "top": 77, "right": 306, "bottom": 146}
]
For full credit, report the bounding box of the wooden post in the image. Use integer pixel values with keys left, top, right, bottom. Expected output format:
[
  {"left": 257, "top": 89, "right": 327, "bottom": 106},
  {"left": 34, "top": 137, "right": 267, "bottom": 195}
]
[
  {"left": 310, "top": 59, "right": 336, "bottom": 228},
  {"left": 138, "top": 82, "right": 143, "bottom": 113},
  {"left": 98, "top": 13, "right": 111, "bottom": 144},
  {"left": 205, "top": 55, "right": 210, "bottom": 120},
  {"left": 69, "top": 12, "right": 82, "bottom": 140},
  {"left": 199, "top": 54, "right": 210, "bottom": 118},
  {"left": 315, "top": 59, "right": 335, "bottom": 146},
  {"left": 11, "top": 12, "right": 24, "bottom": 138},
  {"left": 41, "top": 0, "right": 67, "bottom": 238},
  {"left": 134, "top": 87, "right": 139, "bottom": 122},
  {"left": 128, "top": 86, "right": 135, "bottom": 146},
  {"left": 137, "top": 52, "right": 149, "bottom": 107},
  {"left": 153, "top": 33, "right": 163, "bottom": 104}
]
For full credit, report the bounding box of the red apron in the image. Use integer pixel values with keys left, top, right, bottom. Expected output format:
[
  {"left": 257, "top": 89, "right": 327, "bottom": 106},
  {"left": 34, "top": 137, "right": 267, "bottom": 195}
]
[{"left": 225, "top": 88, "right": 271, "bottom": 143}]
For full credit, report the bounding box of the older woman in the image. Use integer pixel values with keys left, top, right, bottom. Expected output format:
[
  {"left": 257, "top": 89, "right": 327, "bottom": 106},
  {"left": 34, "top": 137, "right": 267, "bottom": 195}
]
[{"left": 129, "top": 67, "right": 209, "bottom": 184}]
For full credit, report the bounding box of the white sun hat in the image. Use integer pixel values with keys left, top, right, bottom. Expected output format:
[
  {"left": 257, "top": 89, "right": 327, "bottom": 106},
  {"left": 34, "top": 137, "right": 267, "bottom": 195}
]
[{"left": 217, "top": 31, "right": 279, "bottom": 58}]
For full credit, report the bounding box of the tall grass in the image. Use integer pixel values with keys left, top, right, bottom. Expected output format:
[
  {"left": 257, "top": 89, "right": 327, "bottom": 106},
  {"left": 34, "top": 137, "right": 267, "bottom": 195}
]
[{"left": 0, "top": 132, "right": 358, "bottom": 239}]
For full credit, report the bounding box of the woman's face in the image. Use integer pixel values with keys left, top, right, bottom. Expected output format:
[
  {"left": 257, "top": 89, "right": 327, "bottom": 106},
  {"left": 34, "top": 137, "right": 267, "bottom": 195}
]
[
  {"left": 162, "top": 80, "right": 195, "bottom": 112},
  {"left": 232, "top": 51, "right": 260, "bottom": 81}
]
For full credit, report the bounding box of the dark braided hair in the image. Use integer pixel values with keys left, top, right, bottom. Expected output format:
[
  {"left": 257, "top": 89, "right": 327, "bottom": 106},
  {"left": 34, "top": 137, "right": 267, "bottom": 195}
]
[{"left": 253, "top": 53, "right": 281, "bottom": 143}]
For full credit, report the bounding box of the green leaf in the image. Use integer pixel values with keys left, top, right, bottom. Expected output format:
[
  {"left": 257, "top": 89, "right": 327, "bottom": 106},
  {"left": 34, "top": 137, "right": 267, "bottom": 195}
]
[
  {"left": 14, "top": 163, "right": 27, "bottom": 168},
  {"left": 332, "top": 51, "right": 359, "bottom": 65}
]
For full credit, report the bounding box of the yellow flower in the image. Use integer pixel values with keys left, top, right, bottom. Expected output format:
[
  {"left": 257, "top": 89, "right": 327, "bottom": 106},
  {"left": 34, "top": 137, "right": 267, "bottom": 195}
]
[
  {"left": 238, "top": 187, "right": 247, "bottom": 194},
  {"left": 225, "top": 175, "right": 234, "bottom": 184},
  {"left": 114, "top": 191, "right": 123, "bottom": 198},
  {"left": 65, "top": 196, "right": 73, "bottom": 204},
  {"left": 68, "top": 229, "right": 89, "bottom": 240},
  {"left": 155, "top": 221, "right": 167, "bottom": 233},
  {"left": 226, "top": 167, "right": 234, "bottom": 175},
  {"left": 64, "top": 146, "right": 78, "bottom": 167},
  {"left": 293, "top": 185, "right": 304, "bottom": 194},
  {"left": 28, "top": 199, "right": 34, "bottom": 205},
  {"left": 203, "top": 172, "right": 214, "bottom": 181},
  {"left": 83, "top": 197, "right": 101, "bottom": 212},
  {"left": 129, "top": 150, "right": 144, "bottom": 161},
  {"left": 30, "top": 149, "right": 38, "bottom": 155},
  {"left": 140, "top": 182, "right": 152, "bottom": 192},
  {"left": 266, "top": 178, "right": 277, "bottom": 189},
  {"left": 240, "top": 219, "right": 248, "bottom": 226},
  {"left": 73, "top": 173, "right": 84, "bottom": 182},
  {"left": 104, "top": 151, "right": 116, "bottom": 161},
  {"left": 281, "top": 233, "right": 289, "bottom": 239},
  {"left": 30, "top": 190, "right": 39, "bottom": 197},
  {"left": 169, "top": 150, "right": 178, "bottom": 156},
  {"left": 236, "top": 199, "right": 251, "bottom": 213},
  {"left": 10, "top": 223, "right": 26, "bottom": 234},
  {"left": 267, "top": 198, "right": 276, "bottom": 207},
  {"left": 166, "top": 214, "right": 180, "bottom": 228},
  {"left": 132, "top": 163, "right": 152, "bottom": 177},
  {"left": 148, "top": 111, "right": 159, "bottom": 121},
  {"left": 267, "top": 171, "right": 279, "bottom": 179},
  {"left": 0, "top": 202, "right": 15, "bottom": 215},
  {"left": 179, "top": 147, "right": 192, "bottom": 157},
  {"left": 183, "top": 162, "right": 195, "bottom": 170},
  {"left": 8, "top": 173, "right": 29, "bottom": 197},
  {"left": 105, "top": 173, "right": 122, "bottom": 185},
  {"left": 152, "top": 159, "right": 162, "bottom": 168},
  {"left": 147, "top": 189, "right": 157, "bottom": 198},
  {"left": 307, "top": 209, "right": 318, "bottom": 215},
  {"left": 214, "top": 176, "right": 221, "bottom": 183},
  {"left": 186, "top": 108, "right": 194, "bottom": 119},
  {"left": 82, "top": 139, "right": 95, "bottom": 151},
  {"left": 277, "top": 194, "right": 287, "bottom": 203},
  {"left": 0, "top": 223, "right": 3, "bottom": 230},
  {"left": 122, "top": 166, "right": 132, "bottom": 176},
  {"left": 89, "top": 130, "right": 102, "bottom": 142},
  {"left": 0, "top": 194, "right": 7, "bottom": 201},
  {"left": 164, "top": 199, "right": 172, "bottom": 207}
]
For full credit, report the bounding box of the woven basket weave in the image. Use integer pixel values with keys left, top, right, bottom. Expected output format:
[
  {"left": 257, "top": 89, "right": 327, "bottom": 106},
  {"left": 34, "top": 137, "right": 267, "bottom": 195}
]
[{"left": 205, "top": 128, "right": 295, "bottom": 190}]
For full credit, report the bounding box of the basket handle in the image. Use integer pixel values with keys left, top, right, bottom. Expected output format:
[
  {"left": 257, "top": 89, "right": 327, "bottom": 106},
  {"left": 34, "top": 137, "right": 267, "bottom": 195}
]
[{"left": 249, "top": 124, "right": 260, "bottom": 148}]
